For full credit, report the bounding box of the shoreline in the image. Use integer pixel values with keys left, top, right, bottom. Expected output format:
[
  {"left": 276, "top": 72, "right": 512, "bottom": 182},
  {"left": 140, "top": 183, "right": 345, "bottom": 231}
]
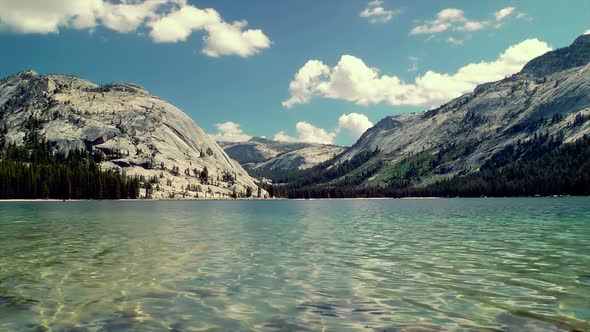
[{"left": 0, "top": 195, "right": 577, "bottom": 202}]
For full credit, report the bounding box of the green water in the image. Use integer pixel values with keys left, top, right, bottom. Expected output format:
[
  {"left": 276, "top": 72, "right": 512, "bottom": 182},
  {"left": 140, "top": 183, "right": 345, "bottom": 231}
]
[{"left": 0, "top": 198, "right": 589, "bottom": 331}]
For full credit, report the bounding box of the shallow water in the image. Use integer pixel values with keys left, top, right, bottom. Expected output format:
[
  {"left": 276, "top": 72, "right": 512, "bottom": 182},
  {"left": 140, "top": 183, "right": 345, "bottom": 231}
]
[{"left": 0, "top": 198, "right": 589, "bottom": 331}]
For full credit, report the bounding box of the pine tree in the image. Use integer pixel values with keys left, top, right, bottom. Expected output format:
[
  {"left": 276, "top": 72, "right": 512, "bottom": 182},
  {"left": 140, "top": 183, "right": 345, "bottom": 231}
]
[
  {"left": 200, "top": 166, "right": 209, "bottom": 184},
  {"left": 0, "top": 137, "right": 140, "bottom": 199}
]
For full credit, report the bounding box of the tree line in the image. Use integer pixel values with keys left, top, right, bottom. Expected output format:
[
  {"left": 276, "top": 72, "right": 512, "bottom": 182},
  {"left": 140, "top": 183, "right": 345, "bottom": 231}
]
[
  {"left": 263, "top": 134, "right": 590, "bottom": 199},
  {"left": 0, "top": 118, "right": 140, "bottom": 199}
]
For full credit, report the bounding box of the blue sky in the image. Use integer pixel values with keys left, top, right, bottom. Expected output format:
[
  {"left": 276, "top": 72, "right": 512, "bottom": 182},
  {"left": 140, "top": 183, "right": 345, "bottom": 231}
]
[{"left": 0, "top": 0, "right": 588, "bottom": 146}]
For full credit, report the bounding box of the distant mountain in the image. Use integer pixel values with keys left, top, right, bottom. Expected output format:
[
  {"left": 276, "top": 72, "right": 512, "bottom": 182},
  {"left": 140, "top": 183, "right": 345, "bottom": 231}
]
[
  {"left": 273, "top": 35, "right": 590, "bottom": 198},
  {"left": 219, "top": 137, "right": 345, "bottom": 175},
  {"left": 0, "top": 71, "right": 260, "bottom": 199}
]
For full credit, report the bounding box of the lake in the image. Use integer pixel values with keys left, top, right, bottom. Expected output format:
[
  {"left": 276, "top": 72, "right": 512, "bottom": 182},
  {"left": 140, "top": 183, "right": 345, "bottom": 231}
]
[{"left": 0, "top": 198, "right": 589, "bottom": 331}]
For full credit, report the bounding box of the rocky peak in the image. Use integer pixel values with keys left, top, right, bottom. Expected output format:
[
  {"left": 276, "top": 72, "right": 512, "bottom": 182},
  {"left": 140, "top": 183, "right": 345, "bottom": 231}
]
[
  {"left": 0, "top": 71, "right": 261, "bottom": 199},
  {"left": 17, "top": 70, "right": 38, "bottom": 78},
  {"left": 373, "top": 116, "right": 403, "bottom": 131},
  {"left": 323, "top": 35, "right": 590, "bottom": 189},
  {"left": 100, "top": 83, "right": 149, "bottom": 95},
  {"left": 521, "top": 34, "right": 590, "bottom": 78},
  {"left": 248, "top": 137, "right": 274, "bottom": 144}
]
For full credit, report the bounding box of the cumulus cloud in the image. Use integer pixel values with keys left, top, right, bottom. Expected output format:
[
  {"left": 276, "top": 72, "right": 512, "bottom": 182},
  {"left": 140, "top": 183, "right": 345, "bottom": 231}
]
[
  {"left": 282, "top": 60, "right": 331, "bottom": 108},
  {"left": 411, "top": 6, "right": 521, "bottom": 36},
  {"left": 360, "top": 0, "right": 400, "bottom": 24},
  {"left": 201, "top": 20, "right": 270, "bottom": 57},
  {"left": 149, "top": 5, "right": 270, "bottom": 57},
  {"left": 0, "top": 0, "right": 270, "bottom": 57},
  {"left": 283, "top": 39, "right": 552, "bottom": 108},
  {"left": 210, "top": 122, "right": 251, "bottom": 143},
  {"left": 337, "top": 113, "right": 373, "bottom": 139},
  {"left": 148, "top": 5, "right": 219, "bottom": 42},
  {"left": 274, "top": 113, "right": 373, "bottom": 144},
  {"left": 274, "top": 122, "right": 336, "bottom": 145}
]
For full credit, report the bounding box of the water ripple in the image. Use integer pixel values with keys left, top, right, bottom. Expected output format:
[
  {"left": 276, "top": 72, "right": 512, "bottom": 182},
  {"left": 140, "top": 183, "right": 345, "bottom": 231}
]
[{"left": 0, "top": 198, "right": 589, "bottom": 331}]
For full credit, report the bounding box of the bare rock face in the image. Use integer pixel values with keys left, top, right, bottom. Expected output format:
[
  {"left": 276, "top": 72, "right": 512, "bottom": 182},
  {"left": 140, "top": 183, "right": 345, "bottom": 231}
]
[
  {"left": 326, "top": 35, "right": 590, "bottom": 187},
  {"left": 220, "top": 137, "right": 345, "bottom": 172},
  {"left": 521, "top": 34, "right": 590, "bottom": 78},
  {"left": 0, "top": 71, "right": 261, "bottom": 199}
]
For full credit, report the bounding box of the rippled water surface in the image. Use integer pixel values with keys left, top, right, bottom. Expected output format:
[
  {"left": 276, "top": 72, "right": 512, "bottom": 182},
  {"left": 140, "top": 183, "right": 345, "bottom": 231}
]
[{"left": 0, "top": 198, "right": 589, "bottom": 331}]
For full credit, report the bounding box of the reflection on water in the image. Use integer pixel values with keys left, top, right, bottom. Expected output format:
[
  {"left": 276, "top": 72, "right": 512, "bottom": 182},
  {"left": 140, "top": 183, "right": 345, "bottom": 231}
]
[{"left": 0, "top": 198, "right": 589, "bottom": 331}]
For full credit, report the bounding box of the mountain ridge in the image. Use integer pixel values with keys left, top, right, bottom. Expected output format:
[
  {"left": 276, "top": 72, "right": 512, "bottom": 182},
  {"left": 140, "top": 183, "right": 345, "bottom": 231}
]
[
  {"left": 220, "top": 137, "right": 345, "bottom": 174},
  {"left": 270, "top": 35, "right": 590, "bottom": 197}
]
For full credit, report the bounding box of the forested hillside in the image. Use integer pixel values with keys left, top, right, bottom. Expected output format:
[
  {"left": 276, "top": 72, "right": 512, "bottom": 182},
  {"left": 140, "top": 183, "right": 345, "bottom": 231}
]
[
  {"left": 0, "top": 118, "right": 140, "bottom": 199},
  {"left": 265, "top": 134, "right": 590, "bottom": 198},
  {"left": 261, "top": 35, "right": 590, "bottom": 199}
]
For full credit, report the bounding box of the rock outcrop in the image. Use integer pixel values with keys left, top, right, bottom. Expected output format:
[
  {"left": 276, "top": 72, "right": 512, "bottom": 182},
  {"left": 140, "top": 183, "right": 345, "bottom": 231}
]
[{"left": 0, "top": 71, "right": 261, "bottom": 199}]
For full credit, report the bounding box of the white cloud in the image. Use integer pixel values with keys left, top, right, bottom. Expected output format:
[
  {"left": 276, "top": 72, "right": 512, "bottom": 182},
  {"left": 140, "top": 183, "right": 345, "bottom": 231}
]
[
  {"left": 273, "top": 131, "right": 292, "bottom": 142},
  {"left": 102, "top": 0, "right": 178, "bottom": 33},
  {"left": 282, "top": 60, "right": 331, "bottom": 108},
  {"left": 0, "top": 0, "right": 182, "bottom": 34},
  {"left": 201, "top": 20, "right": 271, "bottom": 58},
  {"left": 0, "top": 0, "right": 100, "bottom": 33},
  {"left": 585, "top": 29, "right": 590, "bottom": 35},
  {"left": 274, "top": 122, "right": 336, "bottom": 145},
  {"left": 436, "top": 8, "right": 466, "bottom": 22},
  {"left": 149, "top": 6, "right": 270, "bottom": 57},
  {"left": 0, "top": 0, "right": 270, "bottom": 57},
  {"left": 495, "top": 7, "right": 515, "bottom": 21},
  {"left": 447, "top": 37, "right": 464, "bottom": 45},
  {"left": 210, "top": 116, "right": 371, "bottom": 145},
  {"left": 410, "top": 8, "right": 469, "bottom": 35},
  {"left": 411, "top": 6, "right": 522, "bottom": 36},
  {"left": 210, "top": 122, "right": 251, "bottom": 142},
  {"left": 360, "top": 0, "right": 400, "bottom": 24},
  {"left": 337, "top": 113, "right": 373, "bottom": 139},
  {"left": 458, "top": 20, "right": 488, "bottom": 32},
  {"left": 274, "top": 113, "right": 373, "bottom": 144},
  {"left": 283, "top": 39, "right": 552, "bottom": 108},
  {"left": 148, "top": 5, "right": 219, "bottom": 42}
]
